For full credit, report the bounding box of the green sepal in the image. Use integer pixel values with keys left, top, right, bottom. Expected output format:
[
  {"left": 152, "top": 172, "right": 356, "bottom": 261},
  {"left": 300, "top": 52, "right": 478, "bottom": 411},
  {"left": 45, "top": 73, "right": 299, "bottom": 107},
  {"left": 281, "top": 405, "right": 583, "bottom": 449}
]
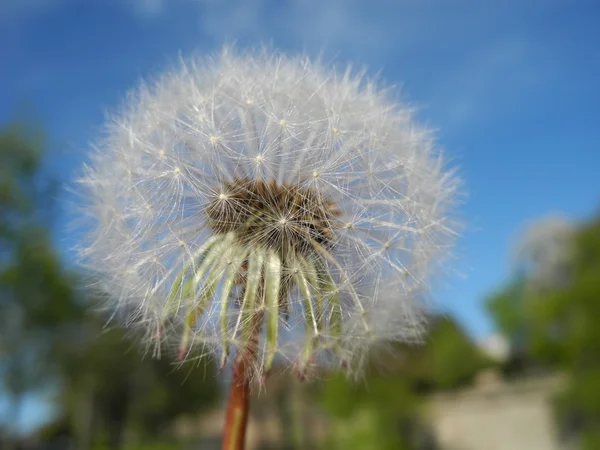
[
  {"left": 235, "top": 247, "right": 265, "bottom": 351},
  {"left": 178, "top": 261, "right": 220, "bottom": 360},
  {"left": 310, "top": 239, "right": 370, "bottom": 335},
  {"left": 293, "top": 258, "right": 320, "bottom": 373},
  {"left": 218, "top": 245, "right": 249, "bottom": 369},
  {"left": 264, "top": 249, "right": 282, "bottom": 374},
  {"left": 177, "top": 233, "right": 235, "bottom": 360},
  {"left": 161, "top": 235, "right": 220, "bottom": 323},
  {"left": 303, "top": 257, "right": 324, "bottom": 331},
  {"left": 316, "top": 257, "right": 342, "bottom": 348}
]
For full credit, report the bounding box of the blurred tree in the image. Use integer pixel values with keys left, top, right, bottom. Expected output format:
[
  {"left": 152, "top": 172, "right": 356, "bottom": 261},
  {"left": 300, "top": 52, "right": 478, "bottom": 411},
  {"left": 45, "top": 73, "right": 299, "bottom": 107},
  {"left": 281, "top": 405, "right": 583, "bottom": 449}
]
[
  {"left": 55, "top": 319, "right": 220, "bottom": 450},
  {"left": 0, "top": 122, "right": 220, "bottom": 450},
  {"left": 488, "top": 212, "right": 600, "bottom": 449},
  {"left": 486, "top": 279, "right": 536, "bottom": 375},
  {"left": 528, "top": 215, "right": 600, "bottom": 449},
  {"left": 407, "top": 317, "right": 491, "bottom": 391},
  {"left": 487, "top": 280, "right": 527, "bottom": 347},
  {"left": 0, "top": 122, "right": 78, "bottom": 446},
  {"left": 512, "top": 215, "right": 573, "bottom": 290},
  {"left": 318, "top": 316, "right": 487, "bottom": 449},
  {"left": 319, "top": 371, "right": 418, "bottom": 450}
]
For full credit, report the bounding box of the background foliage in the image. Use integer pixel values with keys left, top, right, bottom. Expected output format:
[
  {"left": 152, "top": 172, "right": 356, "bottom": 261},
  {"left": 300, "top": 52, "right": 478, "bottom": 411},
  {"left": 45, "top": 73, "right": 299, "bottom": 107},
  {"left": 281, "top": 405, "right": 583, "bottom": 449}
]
[{"left": 2, "top": 121, "right": 599, "bottom": 449}]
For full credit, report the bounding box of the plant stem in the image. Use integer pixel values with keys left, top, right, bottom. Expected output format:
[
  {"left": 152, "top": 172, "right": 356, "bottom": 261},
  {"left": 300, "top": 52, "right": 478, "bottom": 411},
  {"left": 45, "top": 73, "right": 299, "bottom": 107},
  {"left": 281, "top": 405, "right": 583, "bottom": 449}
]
[
  {"left": 222, "top": 314, "right": 262, "bottom": 450},
  {"left": 222, "top": 351, "right": 252, "bottom": 450}
]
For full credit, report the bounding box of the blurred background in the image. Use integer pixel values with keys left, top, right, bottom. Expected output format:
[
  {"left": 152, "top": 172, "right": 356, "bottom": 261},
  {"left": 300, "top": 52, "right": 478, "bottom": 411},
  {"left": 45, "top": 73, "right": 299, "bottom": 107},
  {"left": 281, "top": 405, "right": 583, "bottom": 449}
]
[{"left": 1, "top": 0, "right": 599, "bottom": 449}]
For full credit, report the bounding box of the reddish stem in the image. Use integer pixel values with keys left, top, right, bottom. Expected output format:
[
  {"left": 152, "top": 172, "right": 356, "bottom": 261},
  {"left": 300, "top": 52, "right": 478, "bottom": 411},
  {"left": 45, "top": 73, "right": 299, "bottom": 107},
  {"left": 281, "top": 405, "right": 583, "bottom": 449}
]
[
  {"left": 222, "top": 315, "right": 262, "bottom": 450},
  {"left": 222, "top": 351, "right": 252, "bottom": 450}
]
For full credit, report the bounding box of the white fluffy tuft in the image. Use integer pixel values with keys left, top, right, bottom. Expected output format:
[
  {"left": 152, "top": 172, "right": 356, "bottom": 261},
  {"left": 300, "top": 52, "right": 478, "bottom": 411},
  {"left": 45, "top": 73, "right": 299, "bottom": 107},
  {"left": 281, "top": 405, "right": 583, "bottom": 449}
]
[{"left": 74, "top": 47, "right": 461, "bottom": 379}]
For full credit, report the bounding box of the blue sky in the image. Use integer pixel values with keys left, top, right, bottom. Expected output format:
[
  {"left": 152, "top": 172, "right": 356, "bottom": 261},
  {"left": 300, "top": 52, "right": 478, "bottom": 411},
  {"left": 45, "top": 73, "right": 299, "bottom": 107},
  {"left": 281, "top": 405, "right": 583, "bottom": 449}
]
[
  {"left": 1, "top": 0, "right": 599, "bottom": 430},
  {"left": 2, "top": 0, "right": 600, "bottom": 336}
]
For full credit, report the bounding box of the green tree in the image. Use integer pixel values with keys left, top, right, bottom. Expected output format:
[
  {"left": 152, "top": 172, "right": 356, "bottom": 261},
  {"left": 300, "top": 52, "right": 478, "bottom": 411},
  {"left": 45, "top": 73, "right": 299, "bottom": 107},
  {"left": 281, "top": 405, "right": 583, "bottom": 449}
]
[
  {"left": 528, "top": 215, "right": 600, "bottom": 448},
  {"left": 0, "top": 122, "right": 220, "bottom": 450},
  {"left": 407, "top": 317, "right": 491, "bottom": 391},
  {"left": 0, "top": 122, "right": 78, "bottom": 444},
  {"left": 54, "top": 317, "right": 220, "bottom": 450},
  {"left": 488, "top": 213, "right": 600, "bottom": 449},
  {"left": 318, "top": 317, "right": 487, "bottom": 450}
]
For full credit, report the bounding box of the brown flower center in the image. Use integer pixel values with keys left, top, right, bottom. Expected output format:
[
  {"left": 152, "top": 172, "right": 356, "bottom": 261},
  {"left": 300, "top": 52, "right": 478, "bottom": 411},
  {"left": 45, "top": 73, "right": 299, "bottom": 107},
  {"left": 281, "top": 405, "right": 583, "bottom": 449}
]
[{"left": 206, "top": 178, "right": 341, "bottom": 257}]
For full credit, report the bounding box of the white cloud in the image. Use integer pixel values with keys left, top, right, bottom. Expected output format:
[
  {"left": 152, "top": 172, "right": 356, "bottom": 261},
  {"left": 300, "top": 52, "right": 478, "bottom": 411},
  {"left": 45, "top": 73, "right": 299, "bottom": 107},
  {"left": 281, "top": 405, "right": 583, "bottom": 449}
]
[
  {"left": 428, "top": 37, "right": 537, "bottom": 126},
  {"left": 128, "top": 0, "right": 165, "bottom": 19},
  {"left": 197, "top": 0, "right": 267, "bottom": 42},
  {"left": 193, "top": 0, "right": 400, "bottom": 60},
  {"left": 0, "top": 0, "right": 166, "bottom": 22}
]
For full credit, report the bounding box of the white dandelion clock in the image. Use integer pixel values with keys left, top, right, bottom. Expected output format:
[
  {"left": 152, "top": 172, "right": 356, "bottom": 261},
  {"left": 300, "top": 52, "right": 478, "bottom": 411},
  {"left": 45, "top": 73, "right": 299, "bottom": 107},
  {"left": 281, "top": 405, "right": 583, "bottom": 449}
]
[{"left": 75, "top": 47, "right": 460, "bottom": 385}]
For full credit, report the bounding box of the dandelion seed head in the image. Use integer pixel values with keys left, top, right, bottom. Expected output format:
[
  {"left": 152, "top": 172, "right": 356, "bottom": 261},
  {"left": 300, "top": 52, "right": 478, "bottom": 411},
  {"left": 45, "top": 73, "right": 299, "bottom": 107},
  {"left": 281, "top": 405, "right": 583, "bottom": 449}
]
[{"left": 74, "top": 47, "right": 461, "bottom": 380}]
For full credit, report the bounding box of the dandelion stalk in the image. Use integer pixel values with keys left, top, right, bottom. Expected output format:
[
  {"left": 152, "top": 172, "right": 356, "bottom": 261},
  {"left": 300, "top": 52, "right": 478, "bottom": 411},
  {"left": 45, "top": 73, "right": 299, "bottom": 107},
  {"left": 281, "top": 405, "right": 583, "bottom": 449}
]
[
  {"left": 223, "top": 313, "right": 262, "bottom": 450},
  {"left": 75, "top": 46, "right": 461, "bottom": 450}
]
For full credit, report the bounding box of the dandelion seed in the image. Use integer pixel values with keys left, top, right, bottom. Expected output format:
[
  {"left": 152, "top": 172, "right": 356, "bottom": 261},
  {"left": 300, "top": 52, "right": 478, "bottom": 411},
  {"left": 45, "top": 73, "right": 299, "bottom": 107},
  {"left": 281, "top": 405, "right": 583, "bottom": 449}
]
[{"left": 75, "top": 48, "right": 460, "bottom": 446}]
